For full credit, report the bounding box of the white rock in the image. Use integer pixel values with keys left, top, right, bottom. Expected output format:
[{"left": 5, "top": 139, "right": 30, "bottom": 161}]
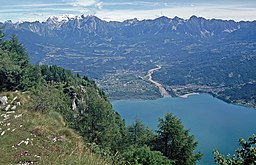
[
  {"left": 5, "top": 105, "right": 11, "bottom": 111},
  {"left": 17, "top": 102, "right": 21, "bottom": 106},
  {"left": 34, "top": 155, "right": 41, "bottom": 158},
  {"left": 72, "top": 99, "right": 77, "bottom": 110},
  {"left": 12, "top": 96, "right": 17, "bottom": 102},
  {"left": 6, "top": 111, "right": 15, "bottom": 114},
  {"left": 14, "top": 114, "right": 22, "bottom": 118},
  {"left": 24, "top": 141, "right": 29, "bottom": 145},
  {"left": 52, "top": 137, "right": 57, "bottom": 142},
  {"left": 11, "top": 106, "right": 17, "bottom": 110},
  {"left": 1, "top": 131, "right": 5, "bottom": 136},
  {"left": 17, "top": 140, "right": 24, "bottom": 146},
  {"left": 0, "top": 96, "right": 8, "bottom": 105},
  {"left": 20, "top": 125, "right": 23, "bottom": 127},
  {"left": 2, "top": 114, "right": 9, "bottom": 120},
  {"left": 11, "top": 128, "right": 16, "bottom": 132}
]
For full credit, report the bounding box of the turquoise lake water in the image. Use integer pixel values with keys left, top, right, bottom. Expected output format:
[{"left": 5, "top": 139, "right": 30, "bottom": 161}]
[{"left": 111, "top": 94, "right": 256, "bottom": 164}]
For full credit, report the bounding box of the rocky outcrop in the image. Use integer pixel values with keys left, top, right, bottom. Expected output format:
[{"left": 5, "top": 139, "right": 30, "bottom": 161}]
[
  {"left": 0, "top": 95, "right": 21, "bottom": 111},
  {"left": 0, "top": 96, "right": 8, "bottom": 105}
]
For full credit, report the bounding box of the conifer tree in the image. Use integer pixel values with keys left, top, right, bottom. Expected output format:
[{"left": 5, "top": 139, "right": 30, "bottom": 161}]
[
  {"left": 153, "top": 113, "right": 202, "bottom": 165},
  {"left": 127, "top": 119, "right": 155, "bottom": 146}
]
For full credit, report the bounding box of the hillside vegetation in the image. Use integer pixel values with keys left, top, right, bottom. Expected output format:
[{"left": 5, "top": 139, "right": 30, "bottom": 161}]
[
  {"left": 0, "top": 29, "right": 201, "bottom": 164},
  {"left": 0, "top": 91, "right": 109, "bottom": 164}
]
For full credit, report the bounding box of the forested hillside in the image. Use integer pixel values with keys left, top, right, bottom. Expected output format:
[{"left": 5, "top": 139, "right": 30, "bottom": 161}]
[{"left": 0, "top": 30, "right": 201, "bottom": 164}]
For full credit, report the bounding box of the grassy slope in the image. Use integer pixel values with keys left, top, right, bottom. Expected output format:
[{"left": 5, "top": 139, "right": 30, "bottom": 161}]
[{"left": 0, "top": 91, "right": 109, "bottom": 165}]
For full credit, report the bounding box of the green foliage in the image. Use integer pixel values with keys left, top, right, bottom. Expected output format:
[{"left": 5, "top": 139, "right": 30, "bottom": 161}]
[
  {"left": 123, "top": 146, "right": 173, "bottom": 165},
  {"left": 0, "top": 49, "right": 22, "bottom": 90},
  {"left": 29, "top": 84, "right": 71, "bottom": 114},
  {"left": 40, "top": 65, "right": 75, "bottom": 85},
  {"left": 214, "top": 134, "right": 256, "bottom": 165},
  {"left": 73, "top": 87, "right": 126, "bottom": 152},
  {"left": 1, "top": 35, "right": 29, "bottom": 68},
  {"left": 20, "top": 65, "right": 43, "bottom": 90},
  {"left": 0, "top": 92, "right": 109, "bottom": 165},
  {"left": 127, "top": 120, "right": 156, "bottom": 147},
  {"left": 0, "top": 34, "right": 30, "bottom": 91},
  {"left": 153, "top": 113, "right": 202, "bottom": 165}
]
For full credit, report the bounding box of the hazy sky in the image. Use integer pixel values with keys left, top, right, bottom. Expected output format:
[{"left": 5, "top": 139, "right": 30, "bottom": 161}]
[{"left": 0, "top": 0, "right": 256, "bottom": 22}]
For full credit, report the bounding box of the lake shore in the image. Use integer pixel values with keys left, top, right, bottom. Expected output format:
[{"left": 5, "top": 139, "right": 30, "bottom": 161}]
[{"left": 178, "top": 92, "right": 200, "bottom": 98}]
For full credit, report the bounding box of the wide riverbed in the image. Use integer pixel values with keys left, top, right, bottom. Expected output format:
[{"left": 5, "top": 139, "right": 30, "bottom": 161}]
[{"left": 112, "top": 94, "right": 256, "bottom": 164}]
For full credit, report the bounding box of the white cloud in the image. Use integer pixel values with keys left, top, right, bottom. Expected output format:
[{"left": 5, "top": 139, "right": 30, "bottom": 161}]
[
  {"left": 95, "top": 4, "right": 256, "bottom": 22},
  {"left": 0, "top": 1, "right": 255, "bottom": 22},
  {"left": 95, "top": 2, "right": 103, "bottom": 10},
  {"left": 71, "top": 0, "right": 97, "bottom": 7}
]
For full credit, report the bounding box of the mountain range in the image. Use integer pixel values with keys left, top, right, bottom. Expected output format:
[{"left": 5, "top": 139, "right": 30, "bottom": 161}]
[
  {"left": 3, "top": 15, "right": 256, "bottom": 40},
  {"left": 2, "top": 15, "right": 256, "bottom": 105}
]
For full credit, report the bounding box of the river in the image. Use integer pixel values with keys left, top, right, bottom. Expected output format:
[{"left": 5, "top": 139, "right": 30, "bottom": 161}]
[
  {"left": 145, "top": 65, "right": 169, "bottom": 96},
  {"left": 112, "top": 94, "right": 256, "bottom": 164}
]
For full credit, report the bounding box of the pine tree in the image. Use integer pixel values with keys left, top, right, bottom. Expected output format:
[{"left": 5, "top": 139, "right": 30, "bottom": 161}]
[
  {"left": 153, "top": 113, "right": 202, "bottom": 165},
  {"left": 127, "top": 119, "right": 155, "bottom": 146}
]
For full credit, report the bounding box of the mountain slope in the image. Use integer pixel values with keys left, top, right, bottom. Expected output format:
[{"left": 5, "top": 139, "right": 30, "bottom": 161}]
[
  {"left": 0, "top": 91, "right": 109, "bottom": 165},
  {"left": 3, "top": 15, "right": 256, "bottom": 107}
]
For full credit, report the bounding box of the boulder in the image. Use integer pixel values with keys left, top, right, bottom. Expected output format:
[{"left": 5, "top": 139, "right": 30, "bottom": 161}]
[
  {"left": 11, "top": 105, "right": 17, "bottom": 110},
  {"left": 5, "top": 105, "right": 11, "bottom": 111},
  {"left": 0, "top": 96, "right": 8, "bottom": 105},
  {"left": 72, "top": 99, "right": 77, "bottom": 111}
]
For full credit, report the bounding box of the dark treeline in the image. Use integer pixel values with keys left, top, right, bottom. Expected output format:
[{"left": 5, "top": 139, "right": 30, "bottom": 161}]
[{"left": 0, "top": 29, "right": 202, "bottom": 164}]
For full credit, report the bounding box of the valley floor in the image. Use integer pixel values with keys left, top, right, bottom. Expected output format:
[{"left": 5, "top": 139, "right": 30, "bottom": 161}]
[{"left": 97, "top": 64, "right": 256, "bottom": 109}]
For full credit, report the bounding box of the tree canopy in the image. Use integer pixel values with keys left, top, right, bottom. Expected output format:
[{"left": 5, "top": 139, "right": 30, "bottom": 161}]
[
  {"left": 127, "top": 119, "right": 156, "bottom": 147},
  {"left": 214, "top": 134, "right": 256, "bottom": 165},
  {"left": 153, "top": 113, "right": 202, "bottom": 165}
]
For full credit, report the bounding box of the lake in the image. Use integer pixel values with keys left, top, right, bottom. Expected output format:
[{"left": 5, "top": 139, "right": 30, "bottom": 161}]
[{"left": 111, "top": 94, "right": 256, "bottom": 164}]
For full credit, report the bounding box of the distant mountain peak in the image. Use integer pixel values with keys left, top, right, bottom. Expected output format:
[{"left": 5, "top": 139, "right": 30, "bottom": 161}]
[
  {"left": 124, "top": 18, "right": 139, "bottom": 25},
  {"left": 45, "top": 14, "right": 98, "bottom": 23},
  {"left": 155, "top": 16, "right": 170, "bottom": 21},
  {"left": 189, "top": 15, "right": 198, "bottom": 20},
  {"left": 47, "top": 14, "right": 75, "bottom": 23},
  {"left": 173, "top": 16, "right": 183, "bottom": 21}
]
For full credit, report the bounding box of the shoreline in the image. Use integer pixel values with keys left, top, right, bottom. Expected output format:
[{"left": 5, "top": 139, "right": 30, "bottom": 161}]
[
  {"left": 178, "top": 92, "right": 200, "bottom": 98},
  {"left": 109, "top": 92, "right": 256, "bottom": 110}
]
